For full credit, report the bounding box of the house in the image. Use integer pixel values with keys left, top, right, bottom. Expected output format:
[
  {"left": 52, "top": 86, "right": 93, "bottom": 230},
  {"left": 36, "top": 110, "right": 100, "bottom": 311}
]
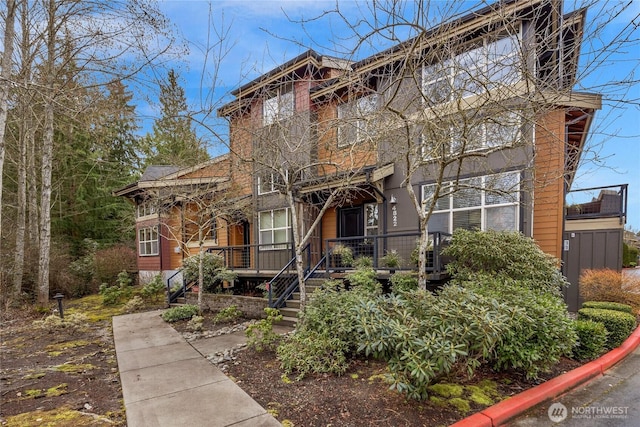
[{"left": 117, "top": 0, "right": 612, "bottom": 312}]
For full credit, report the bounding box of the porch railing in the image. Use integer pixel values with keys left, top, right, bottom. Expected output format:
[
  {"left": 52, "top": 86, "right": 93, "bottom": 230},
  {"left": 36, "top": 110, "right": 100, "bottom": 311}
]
[
  {"left": 325, "top": 231, "right": 451, "bottom": 275},
  {"left": 207, "top": 242, "right": 295, "bottom": 272},
  {"left": 565, "top": 184, "right": 628, "bottom": 224}
]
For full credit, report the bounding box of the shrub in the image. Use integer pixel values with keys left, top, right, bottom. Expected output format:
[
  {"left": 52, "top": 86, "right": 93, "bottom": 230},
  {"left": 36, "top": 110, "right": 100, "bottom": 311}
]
[
  {"left": 582, "top": 301, "right": 633, "bottom": 314},
  {"left": 182, "top": 252, "right": 237, "bottom": 293},
  {"left": 122, "top": 296, "right": 144, "bottom": 313},
  {"left": 573, "top": 320, "right": 608, "bottom": 361},
  {"left": 346, "top": 266, "right": 381, "bottom": 294},
  {"left": 354, "top": 256, "right": 373, "bottom": 268},
  {"left": 213, "top": 305, "right": 243, "bottom": 323},
  {"left": 297, "top": 281, "right": 371, "bottom": 352},
  {"left": 444, "top": 229, "right": 567, "bottom": 295},
  {"left": 578, "top": 307, "right": 636, "bottom": 349},
  {"left": 162, "top": 304, "right": 199, "bottom": 323},
  {"left": 352, "top": 287, "right": 508, "bottom": 399},
  {"left": 389, "top": 272, "right": 418, "bottom": 294},
  {"left": 623, "top": 242, "right": 639, "bottom": 268},
  {"left": 98, "top": 271, "right": 133, "bottom": 306},
  {"left": 94, "top": 245, "right": 136, "bottom": 286},
  {"left": 142, "top": 274, "right": 165, "bottom": 302},
  {"left": 461, "top": 274, "right": 577, "bottom": 378},
  {"left": 331, "top": 244, "right": 354, "bottom": 267},
  {"left": 246, "top": 308, "right": 283, "bottom": 352},
  {"left": 380, "top": 250, "right": 402, "bottom": 268},
  {"left": 277, "top": 330, "right": 349, "bottom": 380},
  {"left": 187, "top": 315, "right": 204, "bottom": 332},
  {"left": 579, "top": 269, "right": 640, "bottom": 312},
  {"left": 33, "top": 313, "right": 89, "bottom": 334}
]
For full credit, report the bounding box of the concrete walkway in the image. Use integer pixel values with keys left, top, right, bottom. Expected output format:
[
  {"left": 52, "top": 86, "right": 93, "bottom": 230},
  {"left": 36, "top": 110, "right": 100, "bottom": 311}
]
[{"left": 112, "top": 310, "right": 282, "bottom": 427}]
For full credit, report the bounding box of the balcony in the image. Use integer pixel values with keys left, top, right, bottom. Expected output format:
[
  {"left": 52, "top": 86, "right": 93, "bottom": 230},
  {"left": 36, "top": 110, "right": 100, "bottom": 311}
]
[{"left": 565, "top": 184, "right": 627, "bottom": 224}]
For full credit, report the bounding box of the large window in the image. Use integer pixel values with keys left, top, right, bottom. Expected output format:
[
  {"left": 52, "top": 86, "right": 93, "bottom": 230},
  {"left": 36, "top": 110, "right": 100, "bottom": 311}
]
[
  {"left": 138, "top": 227, "right": 159, "bottom": 256},
  {"left": 421, "top": 111, "right": 521, "bottom": 159},
  {"left": 422, "top": 31, "right": 521, "bottom": 103},
  {"left": 259, "top": 208, "right": 290, "bottom": 250},
  {"left": 337, "top": 94, "right": 378, "bottom": 147},
  {"left": 422, "top": 171, "right": 520, "bottom": 233},
  {"left": 263, "top": 87, "right": 294, "bottom": 126}
]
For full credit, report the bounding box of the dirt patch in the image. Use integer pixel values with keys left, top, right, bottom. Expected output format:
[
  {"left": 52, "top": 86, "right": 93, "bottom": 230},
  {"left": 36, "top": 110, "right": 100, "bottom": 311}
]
[
  {"left": 0, "top": 297, "right": 164, "bottom": 426},
  {"left": 223, "top": 343, "right": 581, "bottom": 427}
]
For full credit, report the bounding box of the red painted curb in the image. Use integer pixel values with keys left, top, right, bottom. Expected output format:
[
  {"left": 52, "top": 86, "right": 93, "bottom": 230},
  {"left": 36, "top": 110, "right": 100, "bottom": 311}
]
[{"left": 449, "top": 323, "right": 640, "bottom": 427}]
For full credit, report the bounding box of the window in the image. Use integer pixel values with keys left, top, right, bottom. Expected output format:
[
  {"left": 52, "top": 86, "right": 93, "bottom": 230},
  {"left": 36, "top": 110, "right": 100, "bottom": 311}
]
[
  {"left": 422, "top": 32, "right": 521, "bottom": 103},
  {"left": 257, "top": 171, "right": 287, "bottom": 195},
  {"left": 337, "top": 94, "right": 378, "bottom": 147},
  {"left": 259, "top": 208, "right": 290, "bottom": 250},
  {"left": 421, "top": 111, "right": 521, "bottom": 159},
  {"left": 421, "top": 171, "right": 520, "bottom": 234},
  {"left": 137, "top": 201, "right": 156, "bottom": 218},
  {"left": 138, "top": 227, "right": 159, "bottom": 256},
  {"left": 263, "top": 88, "right": 294, "bottom": 126},
  {"left": 365, "top": 203, "right": 379, "bottom": 236},
  {"left": 209, "top": 217, "right": 218, "bottom": 242}
]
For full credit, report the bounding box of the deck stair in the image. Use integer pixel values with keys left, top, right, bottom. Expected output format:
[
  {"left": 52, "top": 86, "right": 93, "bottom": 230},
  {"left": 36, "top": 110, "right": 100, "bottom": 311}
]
[{"left": 277, "top": 278, "right": 325, "bottom": 327}]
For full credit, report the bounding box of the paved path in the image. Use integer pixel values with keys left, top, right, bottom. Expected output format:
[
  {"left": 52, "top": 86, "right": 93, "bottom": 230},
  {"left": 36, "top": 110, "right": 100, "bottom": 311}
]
[
  {"left": 113, "top": 310, "right": 282, "bottom": 427},
  {"left": 507, "top": 346, "right": 640, "bottom": 426}
]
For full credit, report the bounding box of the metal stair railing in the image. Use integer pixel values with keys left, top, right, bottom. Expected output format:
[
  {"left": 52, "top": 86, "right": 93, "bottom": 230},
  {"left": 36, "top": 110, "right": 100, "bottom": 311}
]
[
  {"left": 268, "top": 244, "right": 313, "bottom": 309},
  {"left": 166, "top": 270, "right": 184, "bottom": 304}
]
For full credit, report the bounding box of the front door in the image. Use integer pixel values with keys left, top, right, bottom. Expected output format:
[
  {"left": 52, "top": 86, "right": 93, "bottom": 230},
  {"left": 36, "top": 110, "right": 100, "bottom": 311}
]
[{"left": 339, "top": 206, "right": 364, "bottom": 238}]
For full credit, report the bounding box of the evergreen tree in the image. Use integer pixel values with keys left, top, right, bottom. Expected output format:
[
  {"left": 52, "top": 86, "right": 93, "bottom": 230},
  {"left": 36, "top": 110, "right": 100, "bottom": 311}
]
[{"left": 143, "top": 69, "right": 208, "bottom": 167}]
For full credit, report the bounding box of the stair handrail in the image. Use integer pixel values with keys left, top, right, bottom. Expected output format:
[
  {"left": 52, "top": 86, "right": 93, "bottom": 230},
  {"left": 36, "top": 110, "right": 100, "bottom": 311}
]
[
  {"left": 267, "top": 243, "right": 312, "bottom": 307},
  {"left": 166, "top": 269, "right": 184, "bottom": 305}
]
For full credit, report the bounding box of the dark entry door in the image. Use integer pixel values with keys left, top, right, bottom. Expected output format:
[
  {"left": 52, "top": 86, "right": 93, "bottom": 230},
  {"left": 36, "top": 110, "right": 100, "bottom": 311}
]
[{"left": 339, "top": 206, "right": 364, "bottom": 238}]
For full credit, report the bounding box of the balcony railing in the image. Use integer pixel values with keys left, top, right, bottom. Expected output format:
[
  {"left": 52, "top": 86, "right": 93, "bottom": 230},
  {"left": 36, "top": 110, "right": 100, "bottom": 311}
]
[{"left": 565, "top": 184, "right": 627, "bottom": 224}]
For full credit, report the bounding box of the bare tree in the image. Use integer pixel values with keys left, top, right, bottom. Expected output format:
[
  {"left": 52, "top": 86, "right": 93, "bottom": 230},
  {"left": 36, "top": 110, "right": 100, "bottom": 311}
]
[
  {"left": 318, "top": 0, "right": 637, "bottom": 287},
  {"left": 0, "top": 0, "right": 176, "bottom": 305},
  {"left": 0, "top": 0, "right": 17, "bottom": 280}
]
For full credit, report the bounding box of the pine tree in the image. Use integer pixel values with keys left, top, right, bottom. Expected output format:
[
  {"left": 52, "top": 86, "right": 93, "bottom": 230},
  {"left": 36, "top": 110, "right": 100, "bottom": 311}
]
[{"left": 143, "top": 69, "right": 208, "bottom": 167}]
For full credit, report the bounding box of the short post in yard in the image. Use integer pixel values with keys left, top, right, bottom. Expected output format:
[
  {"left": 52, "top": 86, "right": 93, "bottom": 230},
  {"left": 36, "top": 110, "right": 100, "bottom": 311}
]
[{"left": 53, "top": 293, "right": 65, "bottom": 319}]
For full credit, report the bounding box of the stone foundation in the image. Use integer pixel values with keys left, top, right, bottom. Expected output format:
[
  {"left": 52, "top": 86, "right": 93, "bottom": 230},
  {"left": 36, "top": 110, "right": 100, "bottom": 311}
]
[{"left": 185, "top": 293, "right": 268, "bottom": 319}]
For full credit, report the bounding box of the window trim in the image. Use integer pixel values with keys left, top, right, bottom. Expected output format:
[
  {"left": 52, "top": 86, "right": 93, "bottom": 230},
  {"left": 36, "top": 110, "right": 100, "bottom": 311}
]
[
  {"left": 138, "top": 226, "right": 159, "bottom": 256},
  {"left": 257, "top": 171, "right": 287, "bottom": 195}
]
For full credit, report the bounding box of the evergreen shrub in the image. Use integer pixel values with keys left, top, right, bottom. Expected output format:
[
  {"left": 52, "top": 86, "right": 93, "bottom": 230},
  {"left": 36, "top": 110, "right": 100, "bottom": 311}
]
[
  {"left": 578, "top": 307, "right": 636, "bottom": 349},
  {"left": 573, "top": 319, "right": 608, "bottom": 361}
]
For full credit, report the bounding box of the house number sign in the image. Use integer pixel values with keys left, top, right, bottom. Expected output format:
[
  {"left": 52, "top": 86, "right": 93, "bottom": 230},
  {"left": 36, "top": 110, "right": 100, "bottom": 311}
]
[{"left": 392, "top": 205, "right": 398, "bottom": 227}]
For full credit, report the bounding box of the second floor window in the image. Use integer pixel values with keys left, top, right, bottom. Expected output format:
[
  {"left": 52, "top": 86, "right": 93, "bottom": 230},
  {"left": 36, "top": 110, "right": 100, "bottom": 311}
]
[
  {"left": 137, "top": 201, "right": 156, "bottom": 218},
  {"left": 337, "top": 94, "right": 378, "bottom": 147},
  {"left": 138, "top": 226, "right": 159, "bottom": 256},
  {"left": 263, "top": 87, "right": 294, "bottom": 126},
  {"left": 259, "top": 208, "right": 290, "bottom": 250},
  {"left": 257, "top": 171, "right": 287, "bottom": 195},
  {"left": 421, "top": 111, "right": 521, "bottom": 160}
]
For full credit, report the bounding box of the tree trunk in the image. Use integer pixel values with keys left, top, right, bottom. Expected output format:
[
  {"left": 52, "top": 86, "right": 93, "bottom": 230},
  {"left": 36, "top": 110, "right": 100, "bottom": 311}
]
[
  {"left": 13, "top": 109, "right": 31, "bottom": 297},
  {"left": 37, "top": 0, "right": 56, "bottom": 306},
  {"left": 287, "top": 193, "right": 307, "bottom": 307},
  {"left": 0, "top": 0, "right": 17, "bottom": 277},
  {"left": 198, "top": 227, "right": 204, "bottom": 312}
]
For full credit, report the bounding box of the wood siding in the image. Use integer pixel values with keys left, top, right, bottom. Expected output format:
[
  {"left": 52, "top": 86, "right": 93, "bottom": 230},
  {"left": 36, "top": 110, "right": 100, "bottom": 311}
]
[{"left": 532, "top": 109, "right": 565, "bottom": 259}]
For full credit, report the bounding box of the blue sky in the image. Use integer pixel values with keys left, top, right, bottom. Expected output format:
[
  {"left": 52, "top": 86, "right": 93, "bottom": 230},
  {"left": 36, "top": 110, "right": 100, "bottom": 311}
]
[{"left": 141, "top": 0, "right": 639, "bottom": 230}]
